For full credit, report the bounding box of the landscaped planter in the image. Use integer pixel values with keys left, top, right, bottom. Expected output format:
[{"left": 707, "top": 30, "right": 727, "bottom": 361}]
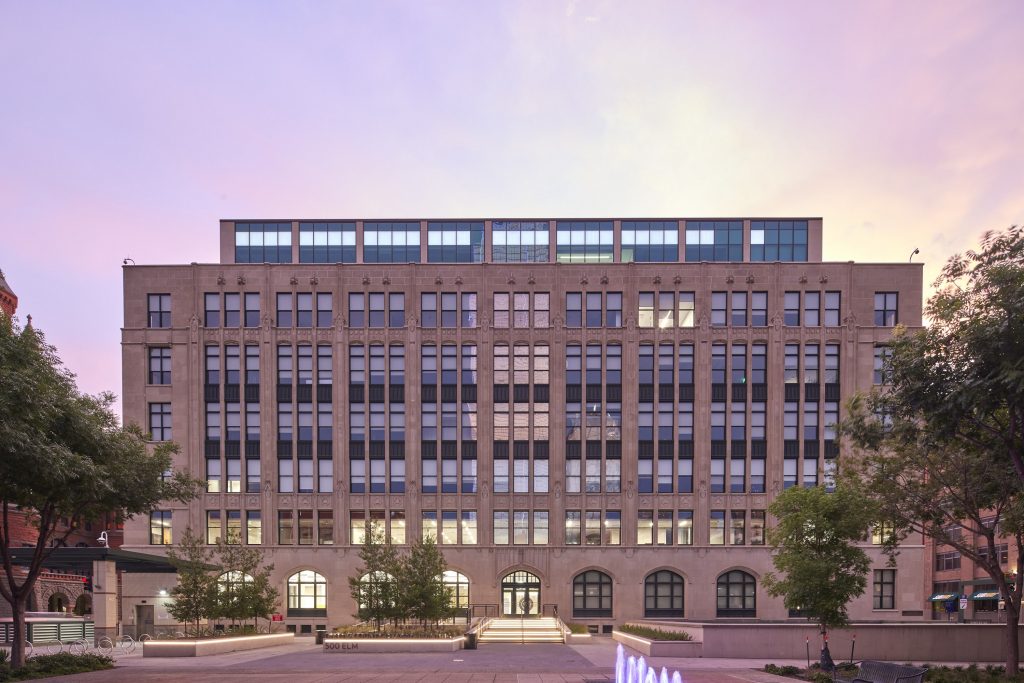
[
  {"left": 566, "top": 632, "right": 593, "bottom": 644},
  {"left": 143, "top": 632, "right": 295, "bottom": 657},
  {"left": 323, "top": 636, "right": 465, "bottom": 653},
  {"left": 612, "top": 630, "right": 703, "bottom": 658}
]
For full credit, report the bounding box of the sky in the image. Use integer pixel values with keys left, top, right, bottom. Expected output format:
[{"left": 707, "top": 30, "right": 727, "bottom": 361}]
[{"left": 1, "top": 1, "right": 1022, "bottom": 417}]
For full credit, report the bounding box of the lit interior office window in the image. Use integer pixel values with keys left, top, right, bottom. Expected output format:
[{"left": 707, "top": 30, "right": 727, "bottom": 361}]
[
  {"left": 299, "top": 222, "right": 356, "bottom": 263},
  {"left": 235, "top": 223, "right": 292, "bottom": 263},
  {"left": 621, "top": 221, "right": 679, "bottom": 262},
  {"left": 555, "top": 221, "right": 613, "bottom": 263},
  {"left": 427, "top": 222, "right": 484, "bottom": 263},
  {"left": 492, "top": 221, "right": 550, "bottom": 262},
  {"left": 750, "top": 220, "right": 808, "bottom": 261},
  {"left": 363, "top": 222, "right": 421, "bottom": 263},
  {"left": 684, "top": 221, "right": 742, "bottom": 262}
]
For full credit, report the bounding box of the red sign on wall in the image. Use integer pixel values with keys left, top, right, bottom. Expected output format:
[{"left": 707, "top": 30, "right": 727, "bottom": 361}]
[{"left": 271, "top": 614, "right": 283, "bottom": 622}]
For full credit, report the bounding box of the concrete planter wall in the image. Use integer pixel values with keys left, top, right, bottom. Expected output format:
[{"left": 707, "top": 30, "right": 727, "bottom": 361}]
[
  {"left": 323, "top": 636, "right": 465, "bottom": 653},
  {"left": 613, "top": 630, "right": 703, "bottom": 657},
  {"left": 143, "top": 632, "right": 294, "bottom": 657},
  {"left": 566, "top": 632, "right": 593, "bottom": 644}
]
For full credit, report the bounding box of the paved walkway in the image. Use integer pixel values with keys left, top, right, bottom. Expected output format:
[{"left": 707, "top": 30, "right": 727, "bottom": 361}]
[{"left": 33, "top": 638, "right": 814, "bottom": 682}]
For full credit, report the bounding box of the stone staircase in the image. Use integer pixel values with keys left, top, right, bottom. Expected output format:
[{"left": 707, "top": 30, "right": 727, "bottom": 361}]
[{"left": 478, "top": 617, "right": 564, "bottom": 643}]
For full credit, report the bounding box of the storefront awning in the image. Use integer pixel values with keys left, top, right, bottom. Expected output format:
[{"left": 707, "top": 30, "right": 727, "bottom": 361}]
[
  {"left": 929, "top": 593, "right": 957, "bottom": 602},
  {"left": 970, "top": 591, "right": 1000, "bottom": 600}
]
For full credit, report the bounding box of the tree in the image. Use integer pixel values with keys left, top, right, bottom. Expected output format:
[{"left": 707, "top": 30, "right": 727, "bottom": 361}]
[
  {"left": 397, "top": 537, "right": 455, "bottom": 627},
  {"left": 762, "top": 484, "right": 876, "bottom": 669},
  {"left": 0, "top": 317, "right": 201, "bottom": 667},
  {"left": 878, "top": 225, "right": 1024, "bottom": 484},
  {"left": 166, "top": 527, "right": 216, "bottom": 634},
  {"left": 212, "top": 531, "right": 279, "bottom": 629},
  {"left": 348, "top": 524, "right": 401, "bottom": 631},
  {"left": 842, "top": 395, "right": 1024, "bottom": 673}
]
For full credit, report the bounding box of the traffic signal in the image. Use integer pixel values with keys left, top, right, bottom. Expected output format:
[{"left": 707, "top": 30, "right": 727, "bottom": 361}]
[{"left": 83, "top": 576, "right": 93, "bottom": 593}]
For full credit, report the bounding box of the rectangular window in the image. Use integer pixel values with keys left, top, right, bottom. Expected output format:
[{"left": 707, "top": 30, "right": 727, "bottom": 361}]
[
  {"left": 585, "top": 510, "right": 601, "bottom": 545},
  {"left": 730, "top": 292, "right": 747, "bottom": 326},
  {"left": 317, "top": 293, "right": 333, "bottom": 328},
  {"left": 427, "top": 221, "right": 484, "bottom": 263},
  {"left": 750, "top": 220, "right": 808, "bottom": 261},
  {"left": 711, "top": 292, "right": 727, "bottom": 326},
  {"left": 363, "top": 221, "right": 421, "bottom": 263},
  {"left": 638, "top": 292, "right": 654, "bottom": 328},
  {"left": 235, "top": 222, "right": 291, "bottom": 263},
  {"left": 513, "top": 510, "right": 529, "bottom": 545},
  {"left": 421, "top": 293, "right": 437, "bottom": 328},
  {"left": 276, "top": 293, "right": 292, "bottom": 327},
  {"left": 824, "top": 291, "right": 841, "bottom": 326},
  {"left": 873, "top": 569, "right": 896, "bottom": 609},
  {"left": 278, "top": 510, "right": 294, "bottom": 545},
  {"left": 555, "top": 221, "right": 613, "bottom": 263},
  {"left": 245, "top": 293, "right": 260, "bottom": 327},
  {"left": 298, "top": 222, "right": 356, "bottom": 263},
  {"left": 491, "top": 221, "right": 550, "bottom": 262},
  {"left": 149, "top": 511, "right": 172, "bottom": 545},
  {"left": 206, "top": 510, "right": 222, "bottom": 545},
  {"left": 677, "top": 510, "right": 693, "bottom": 545},
  {"left": 224, "top": 293, "right": 240, "bottom": 327},
  {"left": 422, "top": 511, "right": 438, "bottom": 542},
  {"left": 565, "top": 510, "right": 581, "bottom": 545},
  {"left": 677, "top": 292, "right": 695, "bottom": 327},
  {"left": 296, "top": 293, "right": 313, "bottom": 328},
  {"left": 804, "top": 291, "right": 820, "bottom": 327},
  {"left": 148, "top": 347, "right": 171, "bottom": 385},
  {"left": 784, "top": 292, "right": 800, "bottom": 326},
  {"left": 390, "top": 510, "right": 406, "bottom": 544},
  {"left": 147, "top": 294, "right": 171, "bottom": 328},
  {"left": 730, "top": 510, "right": 746, "bottom": 545},
  {"left": 226, "top": 510, "right": 242, "bottom": 544},
  {"left": 621, "top": 220, "right": 679, "bottom": 262},
  {"left": 493, "top": 293, "right": 509, "bottom": 329},
  {"left": 204, "top": 293, "right": 220, "bottom": 328},
  {"left": 685, "top": 220, "right": 742, "bottom": 261},
  {"left": 440, "top": 510, "right": 459, "bottom": 544},
  {"left": 709, "top": 510, "right": 725, "bottom": 545},
  {"left": 278, "top": 458, "right": 294, "bottom": 493},
  {"left": 566, "top": 292, "right": 582, "bottom": 328},
  {"left": 348, "top": 293, "right": 365, "bottom": 328},
  {"left": 750, "top": 510, "right": 765, "bottom": 545},
  {"left": 533, "top": 511, "right": 548, "bottom": 545},
  {"left": 658, "top": 292, "right": 674, "bottom": 328},
  {"left": 874, "top": 292, "right": 899, "bottom": 326},
  {"left": 493, "top": 511, "right": 509, "bottom": 545},
  {"left": 751, "top": 292, "right": 767, "bottom": 326},
  {"left": 389, "top": 293, "right": 405, "bottom": 327},
  {"left": 605, "top": 510, "right": 621, "bottom": 545},
  {"left": 606, "top": 292, "right": 622, "bottom": 327},
  {"left": 462, "top": 511, "right": 477, "bottom": 545},
  {"left": 637, "top": 510, "right": 653, "bottom": 545},
  {"left": 298, "top": 510, "right": 314, "bottom": 545},
  {"left": 149, "top": 403, "right": 171, "bottom": 442},
  {"left": 246, "top": 510, "right": 261, "bottom": 544},
  {"left": 462, "top": 293, "right": 477, "bottom": 328},
  {"left": 874, "top": 346, "right": 892, "bottom": 385}
]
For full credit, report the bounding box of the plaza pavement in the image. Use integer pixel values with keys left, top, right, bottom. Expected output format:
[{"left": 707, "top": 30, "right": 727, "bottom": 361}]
[{"left": 34, "top": 638, "right": 811, "bottom": 683}]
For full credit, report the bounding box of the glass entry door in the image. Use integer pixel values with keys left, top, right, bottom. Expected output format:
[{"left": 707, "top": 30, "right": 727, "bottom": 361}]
[{"left": 501, "top": 570, "right": 541, "bottom": 616}]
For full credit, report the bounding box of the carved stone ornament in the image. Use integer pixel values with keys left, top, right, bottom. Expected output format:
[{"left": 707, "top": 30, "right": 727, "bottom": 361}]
[
  {"left": 673, "top": 275, "right": 682, "bottom": 285},
  {"left": 600, "top": 274, "right": 609, "bottom": 285},
  {"left": 527, "top": 274, "right": 535, "bottom": 285},
  {"left": 819, "top": 274, "right": 829, "bottom": 283},
  {"left": 290, "top": 276, "right": 299, "bottom": 285},
  {"left": 455, "top": 276, "right": 463, "bottom": 286},
  {"left": 580, "top": 276, "right": 588, "bottom": 285},
  {"left": 725, "top": 275, "right": 735, "bottom": 284},
  {"left": 309, "top": 275, "right": 319, "bottom": 286},
  {"left": 508, "top": 275, "right": 516, "bottom": 285},
  {"left": 652, "top": 275, "right": 661, "bottom": 285},
  {"left": 217, "top": 274, "right": 226, "bottom": 285},
  {"left": 237, "top": 275, "right": 246, "bottom": 285},
  {"left": 746, "top": 274, "right": 755, "bottom": 284},
  {"left": 362, "top": 276, "right": 371, "bottom": 285},
  {"left": 799, "top": 274, "right": 808, "bottom": 283},
  {"left": 435, "top": 276, "right": 443, "bottom": 285},
  {"left": 382, "top": 276, "right": 390, "bottom": 285}
]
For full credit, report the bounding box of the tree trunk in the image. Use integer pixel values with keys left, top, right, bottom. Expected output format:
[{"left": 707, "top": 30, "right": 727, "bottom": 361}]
[
  {"left": 1006, "top": 602, "right": 1020, "bottom": 675},
  {"left": 11, "top": 597, "right": 27, "bottom": 669}
]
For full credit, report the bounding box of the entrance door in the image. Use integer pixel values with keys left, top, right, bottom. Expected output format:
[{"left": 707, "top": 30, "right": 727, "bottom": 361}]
[
  {"left": 501, "top": 571, "right": 541, "bottom": 617},
  {"left": 135, "top": 605, "right": 155, "bottom": 639}
]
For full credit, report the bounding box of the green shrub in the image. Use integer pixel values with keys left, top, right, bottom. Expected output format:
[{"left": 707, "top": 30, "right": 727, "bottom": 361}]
[
  {"left": 329, "top": 624, "right": 464, "bottom": 639},
  {"left": 566, "top": 623, "right": 590, "bottom": 634},
  {"left": 0, "top": 653, "right": 113, "bottom": 682},
  {"left": 617, "top": 624, "right": 693, "bottom": 641}
]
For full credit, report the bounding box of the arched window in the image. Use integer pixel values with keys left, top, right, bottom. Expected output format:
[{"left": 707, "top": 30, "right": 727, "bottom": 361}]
[
  {"left": 357, "top": 571, "right": 395, "bottom": 609},
  {"left": 573, "top": 570, "right": 612, "bottom": 618},
  {"left": 287, "top": 570, "right": 327, "bottom": 617},
  {"left": 644, "top": 570, "right": 684, "bottom": 618},
  {"left": 716, "top": 570, "right": 756, "bottom": 617},
  {"left": 443, "top": 570, "right": 470, "bottom": 609}
]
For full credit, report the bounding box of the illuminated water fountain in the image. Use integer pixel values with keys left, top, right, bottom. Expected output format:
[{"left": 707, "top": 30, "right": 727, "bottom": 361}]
[{"left": 615, "top": 643, "right": 683, "bottom": 683}]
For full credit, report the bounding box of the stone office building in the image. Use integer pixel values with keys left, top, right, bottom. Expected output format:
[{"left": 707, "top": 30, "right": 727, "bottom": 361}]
[{"left": 120, "top": 218, "right": 925, "bottom": 635}]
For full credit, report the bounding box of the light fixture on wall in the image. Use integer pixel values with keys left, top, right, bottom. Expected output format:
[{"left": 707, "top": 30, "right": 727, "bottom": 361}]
[{"left": 158, "top": 589, "right": 168, "bottom": 597}]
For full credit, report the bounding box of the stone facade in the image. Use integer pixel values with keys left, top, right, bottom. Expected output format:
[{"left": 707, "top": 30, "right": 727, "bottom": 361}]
[{"left": 120, "top": 218, "right": 925, "bottom": 634}]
